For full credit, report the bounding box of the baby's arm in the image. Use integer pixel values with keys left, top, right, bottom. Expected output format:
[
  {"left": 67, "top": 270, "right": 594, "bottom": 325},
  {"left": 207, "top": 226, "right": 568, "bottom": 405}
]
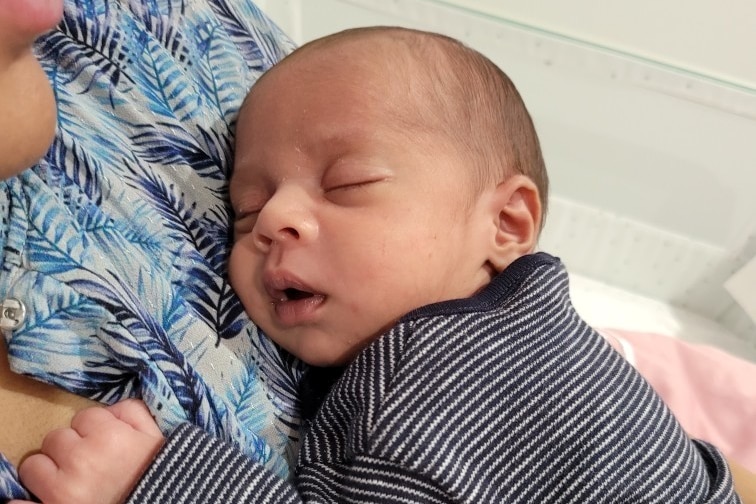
[
  {"left": 11, "top": 400, "right": 304, "bottom": 504},
  {"left": 12, "top": 400, "right": 164, "bottom": 504}
]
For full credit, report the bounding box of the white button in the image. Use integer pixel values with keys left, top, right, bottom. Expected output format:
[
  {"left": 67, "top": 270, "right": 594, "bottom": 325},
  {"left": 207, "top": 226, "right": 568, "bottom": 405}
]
[{"left": 0, "top": 298, "right": 27, "bottom": 330}]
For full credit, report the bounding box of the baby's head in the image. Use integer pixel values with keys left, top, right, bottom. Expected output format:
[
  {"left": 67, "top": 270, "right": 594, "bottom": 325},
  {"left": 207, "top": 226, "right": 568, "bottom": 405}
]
[{"left": 230, "top": 26, "right": 547, "bottom": 366}]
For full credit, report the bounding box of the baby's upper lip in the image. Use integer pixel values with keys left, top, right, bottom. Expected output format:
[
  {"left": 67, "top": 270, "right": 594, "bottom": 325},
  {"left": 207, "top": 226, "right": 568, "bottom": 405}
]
[{"left": 262, "top": 269, "right": 321, "bottom": 302}]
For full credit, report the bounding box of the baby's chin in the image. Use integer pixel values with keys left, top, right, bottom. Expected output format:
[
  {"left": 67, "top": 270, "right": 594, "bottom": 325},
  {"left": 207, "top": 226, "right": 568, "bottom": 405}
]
[
  {"left": 268, "top": 329, "right": 366, "bottom": 368},
  {"left": 286, "top": 342, "right": 356, "bottom": 368}
]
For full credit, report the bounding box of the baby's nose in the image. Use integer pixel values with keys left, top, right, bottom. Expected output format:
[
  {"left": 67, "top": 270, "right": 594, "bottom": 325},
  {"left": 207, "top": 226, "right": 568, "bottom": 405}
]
[{"left": 252, "top": 190, "right": 317, "bottom": 251}]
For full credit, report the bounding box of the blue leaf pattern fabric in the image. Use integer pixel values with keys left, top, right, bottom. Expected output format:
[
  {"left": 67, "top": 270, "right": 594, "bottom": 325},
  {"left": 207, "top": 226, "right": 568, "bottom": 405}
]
[
  {"left": 0, "top": 0, "right": 302, "bottom": 499},
  {"left": 0, "top": 454, "right": 27, "bottom": 501}
]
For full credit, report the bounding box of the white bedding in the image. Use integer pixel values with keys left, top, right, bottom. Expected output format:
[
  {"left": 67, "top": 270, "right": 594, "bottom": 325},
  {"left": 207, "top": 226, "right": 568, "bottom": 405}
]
[{"left": 570, "top": 273, "right": 756, "bottom": 363}]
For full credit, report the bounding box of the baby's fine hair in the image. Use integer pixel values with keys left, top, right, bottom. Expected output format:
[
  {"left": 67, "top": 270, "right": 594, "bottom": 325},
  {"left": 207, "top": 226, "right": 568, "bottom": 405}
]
[{"left": 261, "top": 26, "right": 548, "bottom": 225}]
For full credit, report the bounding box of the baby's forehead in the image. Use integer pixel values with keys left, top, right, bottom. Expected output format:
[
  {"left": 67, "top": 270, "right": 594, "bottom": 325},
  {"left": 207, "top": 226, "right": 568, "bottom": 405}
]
[
  {"left": 280, "top": 41, "right": 435, "bottom": 103},
  {"left": 289, "top": 32, "right": 440, "bottom": 82},
  {"left": 246, "top": 32, "right": 460, "bottom": 150}
]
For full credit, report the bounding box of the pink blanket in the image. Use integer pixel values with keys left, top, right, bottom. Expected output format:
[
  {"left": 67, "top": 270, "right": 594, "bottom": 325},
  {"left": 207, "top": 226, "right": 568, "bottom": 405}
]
[{"left": 601, "top": 329, "right": 756, "bottom": 473}]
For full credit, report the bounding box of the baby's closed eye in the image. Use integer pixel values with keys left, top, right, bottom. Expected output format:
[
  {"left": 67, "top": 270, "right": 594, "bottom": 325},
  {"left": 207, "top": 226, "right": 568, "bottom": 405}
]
[
  {"left": 321, "top": 162, "right": 392, "bottom": 204},
  {"left": 233, "top": 208, "right": 262, "bottom": 236}
]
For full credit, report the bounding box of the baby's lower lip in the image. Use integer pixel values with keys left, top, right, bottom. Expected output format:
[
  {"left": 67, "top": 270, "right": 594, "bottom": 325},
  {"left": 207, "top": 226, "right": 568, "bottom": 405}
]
[{"left": 273, "top": 294, "right": 326, "bottom": 326}]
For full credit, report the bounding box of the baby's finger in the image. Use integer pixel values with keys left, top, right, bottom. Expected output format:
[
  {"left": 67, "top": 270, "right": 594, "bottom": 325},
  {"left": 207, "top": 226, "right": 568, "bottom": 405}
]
[
  {"left": 39, "top": 427, "right": 81, "bottom": 462},
  {"left": 17, "top": 453, "right": 62, "bottom": 504},
  {"left": 107, "top": 399, "right": 162, "bottom": 437},
  {"left": 69, "top": 405, "right": 110, "bottom": 437}
]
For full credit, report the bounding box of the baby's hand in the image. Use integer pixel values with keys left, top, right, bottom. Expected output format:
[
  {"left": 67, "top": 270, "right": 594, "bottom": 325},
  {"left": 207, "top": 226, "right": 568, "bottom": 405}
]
[{"left": 15, "top": 399, "right": 164, "bottom": 504}]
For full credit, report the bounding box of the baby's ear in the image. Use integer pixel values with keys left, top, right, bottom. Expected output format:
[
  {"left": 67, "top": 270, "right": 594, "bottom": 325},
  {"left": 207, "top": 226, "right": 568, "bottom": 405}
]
[{"left": 485, "top": 174, "right": 542, "bottom": 273}]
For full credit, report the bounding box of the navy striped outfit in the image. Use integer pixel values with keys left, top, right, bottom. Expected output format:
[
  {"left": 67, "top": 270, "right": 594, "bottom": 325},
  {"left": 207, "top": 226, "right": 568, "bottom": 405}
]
[{"left": 127, "top": 253, "right": 740, "bottom": 503}]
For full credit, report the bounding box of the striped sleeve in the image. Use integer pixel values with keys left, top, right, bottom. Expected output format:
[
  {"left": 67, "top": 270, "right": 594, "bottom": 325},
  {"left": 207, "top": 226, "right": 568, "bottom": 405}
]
[
  {"left": 126, "top": 424, "right": 302, "bottom": 504},
  {"left": 694, "top": 440, "right": 743, "bottom": 504},
  {"left": 126, "top": 424, "right": 454, "bottom": 503}
]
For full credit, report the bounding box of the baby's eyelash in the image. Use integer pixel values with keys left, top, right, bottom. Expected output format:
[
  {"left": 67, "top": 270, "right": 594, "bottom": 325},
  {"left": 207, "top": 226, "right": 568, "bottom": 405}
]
[
  {"left": 324, "top": 178, "right": 383, "bottom": 193},
  {"left": 234, "top": 206, "right": 263, "bottom": 219},
  {"left": 325, "top": 182, "right": 367, "bottom": 192},
  {"left": 235, "top": 209, "right": 256, "bottom": 217}
]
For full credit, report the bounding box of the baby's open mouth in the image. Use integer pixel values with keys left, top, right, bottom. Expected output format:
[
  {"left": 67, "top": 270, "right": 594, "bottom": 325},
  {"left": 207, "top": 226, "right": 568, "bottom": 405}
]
[
  {"left": 263, "top": 272, "right": 323, "bottom": 307},
  {"left": 284, "top": 288, "right": 314, "bottom": 301},
  {"left": 269, "top": 283, "right": 326, "bottom": 326}
]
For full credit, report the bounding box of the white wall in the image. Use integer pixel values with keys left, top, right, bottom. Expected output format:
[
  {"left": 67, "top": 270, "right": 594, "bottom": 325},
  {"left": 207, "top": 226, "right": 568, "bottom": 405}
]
[
  {"left": 260, "top": 0, "right": 756, "bottom": 88},
  {"left": 437, "top": 0, "right": 756, "bottom": 87},
  {"left": 257, "top": 0, "right": 756, "bottom": 342}
]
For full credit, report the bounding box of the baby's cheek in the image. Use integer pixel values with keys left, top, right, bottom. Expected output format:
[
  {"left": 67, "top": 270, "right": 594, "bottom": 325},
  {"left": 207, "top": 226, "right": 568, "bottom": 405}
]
[
  {"left": 227, "top": 249, "right": 242, "bottom": 290},
  {"left": 227, "top": 248, "right": 260, "bottom": 313}
]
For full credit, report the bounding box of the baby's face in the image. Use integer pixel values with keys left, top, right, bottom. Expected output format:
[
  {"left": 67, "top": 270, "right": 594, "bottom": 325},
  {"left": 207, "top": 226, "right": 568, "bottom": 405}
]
[
  {"left": 0, "top": 0, "right": 63, "bottom": 179},
  {"left": 229, "top": 48, "right": 496, "bottom": 366}
]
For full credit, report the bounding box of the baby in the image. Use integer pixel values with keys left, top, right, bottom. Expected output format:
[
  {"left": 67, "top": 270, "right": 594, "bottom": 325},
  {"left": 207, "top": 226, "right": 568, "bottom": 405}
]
[{"left": 13, "top": 26, "right": 740, "bottom": 504}]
